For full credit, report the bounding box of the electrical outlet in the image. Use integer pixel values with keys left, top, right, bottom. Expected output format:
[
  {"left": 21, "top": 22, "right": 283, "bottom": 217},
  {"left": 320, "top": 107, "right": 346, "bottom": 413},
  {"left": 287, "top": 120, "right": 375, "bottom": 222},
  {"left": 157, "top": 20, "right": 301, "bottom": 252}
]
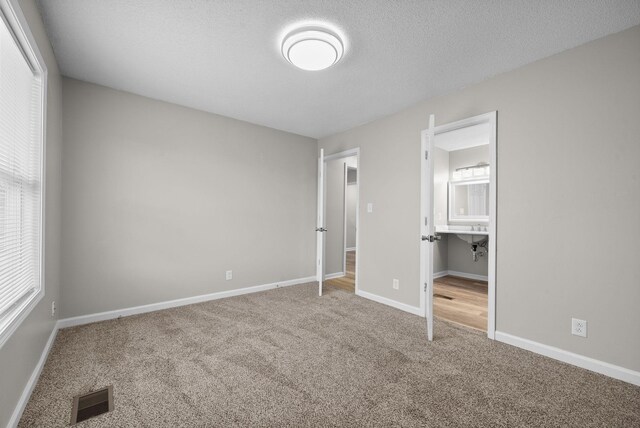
[
  {"left": 51, "top": 301, "right": 56, "bottom": 317},
  {"left": 571, "top": 318, "right": 587, "bottom": 338},
  {"left": 367, "top": 203, "right": 373, "bottom": 213},
  {"left": 225, "top": 270, "right": 233, "bottom": 280},
  {"left": 392, "top": 279, "right": 399, "bottom": 290}
]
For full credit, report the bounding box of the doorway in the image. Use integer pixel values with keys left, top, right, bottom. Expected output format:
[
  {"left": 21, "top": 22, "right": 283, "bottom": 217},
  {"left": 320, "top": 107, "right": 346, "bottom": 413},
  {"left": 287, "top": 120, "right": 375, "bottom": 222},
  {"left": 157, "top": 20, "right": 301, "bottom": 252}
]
[
  {"left": 420, "top": 112, "right": 497, "bottom": 340},
  {"left": 316, "top": 149, "right": 359, "bottom": 296}
]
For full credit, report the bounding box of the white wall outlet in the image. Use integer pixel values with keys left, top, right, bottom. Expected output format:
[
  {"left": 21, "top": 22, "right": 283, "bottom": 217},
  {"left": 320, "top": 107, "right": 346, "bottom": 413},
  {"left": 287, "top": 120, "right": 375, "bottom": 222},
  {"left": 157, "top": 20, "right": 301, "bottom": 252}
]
[
  {"left": 367, "top": 203, "right": 373, "bottom": 213},
  {"left": 392, "top": 279, "right": 399, "bottom": 290},
  {"left": 51, "top": 301, "right": 56, "bottom": 317},
  {"left": 225, "top": 270, "right": 233, "bottom": 280},
  {"left": 571, "top": 318, "right": 587, "bottom": 337}
]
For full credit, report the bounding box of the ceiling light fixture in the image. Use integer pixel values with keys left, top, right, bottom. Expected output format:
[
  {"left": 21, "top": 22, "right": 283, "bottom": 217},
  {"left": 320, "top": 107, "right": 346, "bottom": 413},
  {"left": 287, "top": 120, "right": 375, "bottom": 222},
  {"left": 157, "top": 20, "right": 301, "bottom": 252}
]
[{"left": 281, "top": 26, "right": 344, "bottom": 71}]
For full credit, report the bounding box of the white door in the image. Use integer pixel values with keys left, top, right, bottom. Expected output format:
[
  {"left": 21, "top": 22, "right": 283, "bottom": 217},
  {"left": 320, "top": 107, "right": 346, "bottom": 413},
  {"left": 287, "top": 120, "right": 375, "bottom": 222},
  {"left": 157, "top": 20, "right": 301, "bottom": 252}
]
[
  {"left": 316, "top": 149, "right": 325, "bottom": 296},
  {"left": 420, "top": 115, "right": 436, "bottom": 340}
]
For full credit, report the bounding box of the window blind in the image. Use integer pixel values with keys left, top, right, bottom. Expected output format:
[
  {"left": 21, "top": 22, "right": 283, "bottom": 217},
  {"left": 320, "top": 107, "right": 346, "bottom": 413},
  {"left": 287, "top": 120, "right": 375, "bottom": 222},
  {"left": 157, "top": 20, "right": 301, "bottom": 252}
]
[{"left": 0, "top": 14, "right": 42, "bottom": 320}]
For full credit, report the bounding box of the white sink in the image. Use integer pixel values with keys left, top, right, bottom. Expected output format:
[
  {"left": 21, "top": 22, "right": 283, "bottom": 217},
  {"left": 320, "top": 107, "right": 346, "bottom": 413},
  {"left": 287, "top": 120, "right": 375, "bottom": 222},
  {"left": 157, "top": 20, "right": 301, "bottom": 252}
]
[{"left": 435, "top": 225, "right": 489, "bottom": 244}]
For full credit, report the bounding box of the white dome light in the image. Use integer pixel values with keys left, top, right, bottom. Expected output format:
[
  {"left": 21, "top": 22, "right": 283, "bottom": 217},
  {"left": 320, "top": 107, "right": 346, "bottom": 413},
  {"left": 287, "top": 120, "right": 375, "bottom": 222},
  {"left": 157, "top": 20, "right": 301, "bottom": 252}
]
[{"left": 282, "top": 27, "right": 344, "bottom": 71}]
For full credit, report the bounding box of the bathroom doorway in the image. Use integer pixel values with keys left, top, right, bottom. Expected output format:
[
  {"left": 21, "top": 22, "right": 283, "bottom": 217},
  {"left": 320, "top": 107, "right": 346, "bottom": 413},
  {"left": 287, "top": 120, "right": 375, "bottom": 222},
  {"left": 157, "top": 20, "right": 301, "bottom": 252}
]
[
  {"left": 317, "top": 149, "right": 359, "bottom": 295},
  {"left": 420, "top": 112, "right": 497, "bottom": 339}
]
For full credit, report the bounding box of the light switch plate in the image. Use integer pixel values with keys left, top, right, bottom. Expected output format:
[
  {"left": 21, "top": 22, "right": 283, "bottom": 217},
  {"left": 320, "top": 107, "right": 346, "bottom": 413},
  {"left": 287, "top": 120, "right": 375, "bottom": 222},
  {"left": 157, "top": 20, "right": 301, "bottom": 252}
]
[{"left": 367, "top": 203, "right": 373, "bottom": 213}]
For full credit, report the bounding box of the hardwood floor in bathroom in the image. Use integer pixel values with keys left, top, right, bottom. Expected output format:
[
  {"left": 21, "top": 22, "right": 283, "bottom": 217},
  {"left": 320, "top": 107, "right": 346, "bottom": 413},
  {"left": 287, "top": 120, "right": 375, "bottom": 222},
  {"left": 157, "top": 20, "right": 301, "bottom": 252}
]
[
  {"left": 324, "top": 250, "right": 355, "bottom": 293},
  {"left": 434, "top": 275, "right": 488, "bottom": 331}
]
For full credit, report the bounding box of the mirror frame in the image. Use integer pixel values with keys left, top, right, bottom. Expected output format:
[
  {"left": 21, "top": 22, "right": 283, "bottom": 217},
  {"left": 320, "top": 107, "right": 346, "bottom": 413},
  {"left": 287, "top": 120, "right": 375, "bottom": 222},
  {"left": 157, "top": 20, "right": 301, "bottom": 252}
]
[{"left": 448, "top": 178, "right": 490, "bottom": 224}]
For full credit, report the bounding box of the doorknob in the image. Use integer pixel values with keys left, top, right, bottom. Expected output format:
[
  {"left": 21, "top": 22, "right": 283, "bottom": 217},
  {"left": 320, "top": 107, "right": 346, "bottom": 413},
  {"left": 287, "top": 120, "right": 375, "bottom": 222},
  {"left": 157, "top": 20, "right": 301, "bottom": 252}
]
[
  {"left": 421, "top": 234, "right": 441, "bottom": 242},
  {"left": 316, "top": 227, "right": 328, "bottom": 232}
]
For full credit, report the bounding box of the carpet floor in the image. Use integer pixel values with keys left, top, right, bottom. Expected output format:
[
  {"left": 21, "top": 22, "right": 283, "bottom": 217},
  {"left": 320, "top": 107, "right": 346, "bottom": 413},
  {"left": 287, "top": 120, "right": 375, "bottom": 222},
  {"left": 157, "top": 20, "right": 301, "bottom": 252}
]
[{"left": 20, "top": 283, "right": 640, "bottom": 427}]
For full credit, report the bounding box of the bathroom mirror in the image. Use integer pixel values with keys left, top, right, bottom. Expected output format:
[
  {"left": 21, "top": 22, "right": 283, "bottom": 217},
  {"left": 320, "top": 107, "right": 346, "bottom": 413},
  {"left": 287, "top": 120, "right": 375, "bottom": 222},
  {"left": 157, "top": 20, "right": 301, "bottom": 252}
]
[{"left": 448, "top": 179, "right": 489, "bottom": 223}]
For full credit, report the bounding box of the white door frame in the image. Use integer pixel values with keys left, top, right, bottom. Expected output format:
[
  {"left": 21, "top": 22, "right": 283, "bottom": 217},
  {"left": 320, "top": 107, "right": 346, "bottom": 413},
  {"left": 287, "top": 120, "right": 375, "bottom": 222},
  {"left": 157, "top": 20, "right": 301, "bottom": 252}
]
[
  {"left": 316, "top": 149, "right": 325, "bottom": 296},
  {"left": 420, "top": 111, "right": 498, "bottom": 339},
  {"left": 420, "top": 115, "right": 436, "bottom": 341},
  {"left": 322, "top": 148, "right": 360, "bottom": 294}
]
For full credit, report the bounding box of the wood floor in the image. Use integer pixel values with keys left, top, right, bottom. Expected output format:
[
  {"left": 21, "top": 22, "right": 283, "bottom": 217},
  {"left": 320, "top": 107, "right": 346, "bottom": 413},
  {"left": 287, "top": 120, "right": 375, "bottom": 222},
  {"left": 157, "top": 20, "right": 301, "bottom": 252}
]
[
  {"left": 325, "top": 250, "right": 355, "bottom": 292},
  {"left": 323, "top": 257, "right": 486, "bottom": 330},
  {"left": 434, "top": 275, "right": 488, "bottom": 331}
]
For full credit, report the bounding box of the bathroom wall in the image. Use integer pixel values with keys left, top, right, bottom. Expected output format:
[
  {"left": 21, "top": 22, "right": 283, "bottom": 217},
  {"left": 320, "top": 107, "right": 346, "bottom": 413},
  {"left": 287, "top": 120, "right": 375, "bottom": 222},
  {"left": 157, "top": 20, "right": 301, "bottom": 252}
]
[
  {"left": 433, "top": 147, "right": 449, "bottom": 273},
  {"left": 325, "top": 158, "right": 346, "bottom": 275},
  {"left": 447, "top": 145, "right": 489, "bottom": 276},
  {"left": 433, "top": 145, "right": 489, "bottom": 277},
  {"left": 447, "top": 235, "right": 488, "bottom": 277},
  {"left": 449, "top": 145, "right": 489, "bottom": 180},
  {"left": 434, "top": 147, "right": 449, "bottom": 226},
  {"left": 346, "top": 169, "right": 357, "bottom": 249},
  {"left": 325, "top": 155, "right": 357, "bottom": 276}
]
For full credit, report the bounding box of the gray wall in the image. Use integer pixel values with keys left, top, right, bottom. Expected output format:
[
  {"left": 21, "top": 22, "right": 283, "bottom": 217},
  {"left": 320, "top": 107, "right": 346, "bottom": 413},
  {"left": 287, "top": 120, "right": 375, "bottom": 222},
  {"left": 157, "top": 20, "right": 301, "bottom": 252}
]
[
  {"left": 318, "top": 25, "right": 640, "bottom": 372},
  {"left": 449, "top": 145, "right": 489, "bottom": 180},
  {"left": 432, "top": 236, "right": 448, "bottom": 276},
  {"left": 0, "top": 0, "right": 62, "bottom": 426},
  {"left": 447, "top": 235, "right": 488, "bottom": 277},
  {"left": 433, "top": 147, "right": 449, "bottom": 227},
  {"left": 61, "top": 78, "right": 317, "bottom": 318},
  {"left": 324, "top": 158, "right": 345, "bottom": 275},
  {"left": 433, "top": 147, "right": 449, "bottom": 273},
  {"left": 324, "top": 155, "right": 357, "bottom": 275},
  {"left": 447, "top": 145, "right": 490, "bottom": 276},
  {"left": 346, "top": 178, "right": 357, "bottom": 249}
]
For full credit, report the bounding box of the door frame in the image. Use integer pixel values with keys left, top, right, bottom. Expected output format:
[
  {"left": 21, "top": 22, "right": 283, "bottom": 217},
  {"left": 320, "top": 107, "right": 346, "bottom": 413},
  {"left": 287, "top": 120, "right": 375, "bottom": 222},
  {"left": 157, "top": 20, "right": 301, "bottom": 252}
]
[
  {"left": 316, "top": 149, "right": 325, "bottom": 296},
  {"left": 420, "top": 111, "right": 497, "bottom": 339},
  {"left": 322, "top": 148, "right": 360, "bottom": 294}
]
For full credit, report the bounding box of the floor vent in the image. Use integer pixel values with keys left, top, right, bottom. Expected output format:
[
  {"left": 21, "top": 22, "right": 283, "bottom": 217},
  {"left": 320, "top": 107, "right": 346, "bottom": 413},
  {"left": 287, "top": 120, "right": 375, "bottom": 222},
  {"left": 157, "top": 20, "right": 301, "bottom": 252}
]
[
  {"left": 70, "top": 385, "right": 113, "bottom": 425},
  {"left": 434, "top": 293, "right": 453, "bottom": 300}
]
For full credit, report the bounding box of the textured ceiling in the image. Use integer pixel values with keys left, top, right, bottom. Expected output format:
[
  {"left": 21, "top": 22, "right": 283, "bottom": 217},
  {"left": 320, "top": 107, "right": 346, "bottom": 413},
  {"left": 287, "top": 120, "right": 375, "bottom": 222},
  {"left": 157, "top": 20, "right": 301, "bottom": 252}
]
[{"left": 36, "top": 0, "right": 640, "bottom": 138}]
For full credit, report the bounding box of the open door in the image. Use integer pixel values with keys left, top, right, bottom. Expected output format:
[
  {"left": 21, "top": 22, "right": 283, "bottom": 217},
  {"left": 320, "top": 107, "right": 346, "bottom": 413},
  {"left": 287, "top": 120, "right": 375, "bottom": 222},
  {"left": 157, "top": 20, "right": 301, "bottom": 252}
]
[
  {"left": 316, "top": 149, "right": 326, "bottom": 296},
  {"left": 420, "top": 115, "right": 436, "bottom": 340}
]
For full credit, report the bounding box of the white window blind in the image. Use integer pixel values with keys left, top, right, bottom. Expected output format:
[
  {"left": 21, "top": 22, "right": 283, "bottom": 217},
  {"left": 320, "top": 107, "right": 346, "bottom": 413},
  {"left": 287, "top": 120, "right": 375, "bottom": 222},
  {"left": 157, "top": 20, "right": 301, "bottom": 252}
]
[{"left": 0, "top": 13, "right": 43, "bottom": 325}]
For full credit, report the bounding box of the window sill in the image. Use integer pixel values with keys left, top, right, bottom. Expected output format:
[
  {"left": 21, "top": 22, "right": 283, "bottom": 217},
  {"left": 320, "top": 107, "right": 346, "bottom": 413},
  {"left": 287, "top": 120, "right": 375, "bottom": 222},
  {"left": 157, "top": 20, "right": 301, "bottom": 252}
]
[{"left": 0, "top": 289, "right": 45, "bottom": 349}]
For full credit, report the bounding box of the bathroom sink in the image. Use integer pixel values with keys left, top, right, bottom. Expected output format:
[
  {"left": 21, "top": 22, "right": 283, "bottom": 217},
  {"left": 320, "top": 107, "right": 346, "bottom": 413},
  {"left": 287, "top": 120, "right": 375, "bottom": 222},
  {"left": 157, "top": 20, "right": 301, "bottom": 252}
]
[
  {"left": 454, "top": 234, "right": 488, "bottom": 244},
  {"left": 434, "top": 225, "right": 489, "bottom": 244}
]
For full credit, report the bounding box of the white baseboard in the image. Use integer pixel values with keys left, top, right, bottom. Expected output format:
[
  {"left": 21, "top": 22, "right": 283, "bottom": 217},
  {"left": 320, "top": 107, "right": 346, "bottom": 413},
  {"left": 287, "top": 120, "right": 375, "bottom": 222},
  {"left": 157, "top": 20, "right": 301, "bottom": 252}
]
[
  {"left": 433, "top": 270, "right": 448, "bottom": 279},
  {"left": 356, "top": 289, "right": 422, "bottom": 316},
  {"left": 57, "top": 276, "right": 316, "bottom": 329},
  {"left": 440, "top": 270, "right": 488, "bottom": 282},
  {"left": 495, "top": 331, "right": 640, "bottom": 387},
  {"left": 8, "top": 323, "right": 58, "bottom": 428},
  {"left": 345, "top": 247, "right": 356, "bottom": 252},
  {"left": 324, "top": 272, "right": 344, "bottom": 280}
]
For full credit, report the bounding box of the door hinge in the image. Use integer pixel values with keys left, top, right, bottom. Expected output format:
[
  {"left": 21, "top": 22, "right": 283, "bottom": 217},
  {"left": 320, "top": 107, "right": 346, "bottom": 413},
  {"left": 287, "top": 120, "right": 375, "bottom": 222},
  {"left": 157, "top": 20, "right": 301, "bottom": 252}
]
[
  {"left": 425, "top": 216, "right": 428, "bottom": 226},
  {"left": 425, "top": 150, "right": 429, "bottom": 160}
]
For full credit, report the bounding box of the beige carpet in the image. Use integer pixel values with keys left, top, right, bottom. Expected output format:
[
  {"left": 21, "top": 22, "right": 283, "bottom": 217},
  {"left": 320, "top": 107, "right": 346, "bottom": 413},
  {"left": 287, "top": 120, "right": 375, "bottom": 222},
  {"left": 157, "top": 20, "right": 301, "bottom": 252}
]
[{"left": 20, "top": 283, "right": 639, "bottom": 427}]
